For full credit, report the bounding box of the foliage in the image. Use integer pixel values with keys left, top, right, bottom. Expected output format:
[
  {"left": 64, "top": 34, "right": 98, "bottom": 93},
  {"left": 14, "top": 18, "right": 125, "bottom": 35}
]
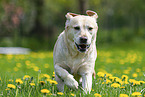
[
  {"left": 0, "top": 46, "right": 145, "bottom": 96},
  {"left": 0, "top": 0, "right": 145, "bottom": 50}
]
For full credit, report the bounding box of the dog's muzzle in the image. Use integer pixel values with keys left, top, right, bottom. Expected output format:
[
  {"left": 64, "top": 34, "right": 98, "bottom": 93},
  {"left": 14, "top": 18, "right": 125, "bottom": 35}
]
[{"left": 75, "top": 37, "right": 90, "bottom": 52}]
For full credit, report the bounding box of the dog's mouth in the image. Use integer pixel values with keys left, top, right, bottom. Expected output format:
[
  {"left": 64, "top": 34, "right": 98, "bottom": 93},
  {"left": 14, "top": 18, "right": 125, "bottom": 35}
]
[{"left": 75, "top": 42, "right": 90, "bottom": 52}]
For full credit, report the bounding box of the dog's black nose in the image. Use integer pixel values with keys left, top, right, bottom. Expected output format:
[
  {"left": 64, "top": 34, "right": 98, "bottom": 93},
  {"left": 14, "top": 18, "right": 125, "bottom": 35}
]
[{"left": 80, "top": 37, "right": 88, "bottom": 44}]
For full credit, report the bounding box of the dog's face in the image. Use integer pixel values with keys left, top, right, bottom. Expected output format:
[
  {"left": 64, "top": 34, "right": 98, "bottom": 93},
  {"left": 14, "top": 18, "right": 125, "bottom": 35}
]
[{"left": 65, "top": 10, "right": 98, "bottom": 53}]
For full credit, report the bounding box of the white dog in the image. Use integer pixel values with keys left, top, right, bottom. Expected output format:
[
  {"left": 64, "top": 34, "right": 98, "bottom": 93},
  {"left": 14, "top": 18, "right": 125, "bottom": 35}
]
[{"left": 53, "top": 10, "right": 98, "bottom": 93}]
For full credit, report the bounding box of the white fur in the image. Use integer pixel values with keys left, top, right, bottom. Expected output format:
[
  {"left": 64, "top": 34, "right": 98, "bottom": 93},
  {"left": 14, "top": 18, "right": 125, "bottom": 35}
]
[{"left": 53, "top": 10, "right": 98, "bottom": 94}]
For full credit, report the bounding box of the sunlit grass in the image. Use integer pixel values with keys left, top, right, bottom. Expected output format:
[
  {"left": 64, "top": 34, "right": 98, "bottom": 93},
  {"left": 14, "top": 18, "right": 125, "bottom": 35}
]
[{"left": 0, "top": 49, "right": 145, "bottom": 97}]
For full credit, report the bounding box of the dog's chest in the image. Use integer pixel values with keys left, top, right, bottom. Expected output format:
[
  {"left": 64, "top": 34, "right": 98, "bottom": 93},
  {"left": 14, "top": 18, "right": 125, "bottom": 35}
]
[{"left": 66, "top": 54, "right": 89, "bottom": 74}]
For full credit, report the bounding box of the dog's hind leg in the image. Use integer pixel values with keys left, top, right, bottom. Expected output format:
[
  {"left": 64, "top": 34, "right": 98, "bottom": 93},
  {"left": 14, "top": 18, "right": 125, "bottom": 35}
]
[{"left": 55, "top": 74, "right": 64, "bottom": 92}]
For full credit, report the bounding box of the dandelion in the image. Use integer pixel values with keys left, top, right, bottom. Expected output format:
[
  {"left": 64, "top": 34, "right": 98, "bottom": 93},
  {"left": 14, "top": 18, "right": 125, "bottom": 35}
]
[
  {"left": 33, "top": 66, "right": 39, "bottom": 71},
  {"left": 120, "top": 86, "right": 125, "bottom": 89},
  {"left": 8, "top": 79, "right": 13, "bottom": 82},
  {"left": 70, "top": 93, "right": 75, "bottom": 96},
  {"left": 123, "top": 70, "right": 130, "bottom": 74},
  {"left": 121, "top": 75, "right": 128, "bottom": 81},
  {"left": 133, "top": 81, "right": 140, "bottom": 86},
  {"left": 57, "top": 92, "right": 63, "bottom": 95},
  {"left": 139, "top": 81, "right": 145, "bottom": 85},
  {"left": 122, "top": 81, "right": 129, "bottom": 85},
  {"left": 30, "top": 83, "right": 35, "bottom": 86},
  {"left": 44, "top": 64, "right": 49, "bottom": 68},
  {"left": 111, "top": 83, "right": 120, "bottom": 88},
  {"left": 102, "top": 79, "right": 112, "bottom": 84},
  {"left": 49, "top": 80, "right": 58, "bottom": 85},
  {"left": 5, "top": 88, "right": 10, "bottom": 91},
  {"left": 41, "top": 89, "right": 50, "bottom": 94},
  {"left": 94, "top": 93, "right": 102, "bottom": 97},
  {"left": 136, "top": 68, "right": 141, "bottom": 72},
  {"left": 46, "top": 79, "right": 52, "bottom": 82},
  {"left": 15, "top": 79, "right": 23, "bottom": 84},
  {"left": 16, "top": 63, "right": 22, "bottom": 67},
  {"left": 131, "top": 92, "right": 141, "bottom": 97},
  {"left": 106, "top": 73, "right": 113, "bottom": 78},
  {"left": 119, "top": 94, "right": 129, "bottom": 97},
  {"left": 109, "top": 77, "right": 118, "bottom": 82},
  {"left": 97, "top": 72, "right": 105, "bottom": 77},
  {"left": 39, "top": 81, "right": 45, "bottom": 85},
  {"left": 129, "top": 79, "right": 136, "bottom": 83},
  {"left": 43, "top": 74, "right": 50, "bottom": 79},
  {"left": 23, "top": 75, "right": 31, "bottom": 80},
  {"left": 7, "top": 84, "right": 16, "bottom": 89},
  {"left": 132, "top": 73, "right": 138, "bottom": 78},
  {"left": 13, "top": 67, "right": 19, "bottom": 72}
]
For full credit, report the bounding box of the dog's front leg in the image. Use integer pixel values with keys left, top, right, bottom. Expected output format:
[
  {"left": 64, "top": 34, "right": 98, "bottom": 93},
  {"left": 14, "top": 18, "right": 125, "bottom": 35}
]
[
  {"left": 54, "top": 65, "right": 78, "bottom": 91},
  {"left": 82, "top": 73, "right": 92, "bottom": 94}
]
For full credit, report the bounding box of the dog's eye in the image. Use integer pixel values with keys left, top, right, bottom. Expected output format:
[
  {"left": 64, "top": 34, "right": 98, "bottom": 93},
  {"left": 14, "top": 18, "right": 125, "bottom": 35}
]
[
  {"left": 74, "top": 26, "right": 80, "bottom": 30},
  {"left": 88, "top": 27, "right": 93, "bottom": 31}
]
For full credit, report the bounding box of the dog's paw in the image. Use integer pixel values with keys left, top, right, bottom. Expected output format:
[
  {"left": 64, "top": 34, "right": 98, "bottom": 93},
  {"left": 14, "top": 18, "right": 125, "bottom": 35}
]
[{"left": 64, "top": 74, "right": 78, "bottom": 90}]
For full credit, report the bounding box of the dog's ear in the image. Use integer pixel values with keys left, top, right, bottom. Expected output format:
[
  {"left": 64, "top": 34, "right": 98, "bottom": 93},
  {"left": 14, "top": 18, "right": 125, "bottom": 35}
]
[
  {"left": 86, "top": 10, "right": 98, "bottom": 19},
  {"left": 65, "top": 13, "right": 79, "bottom": 20}
]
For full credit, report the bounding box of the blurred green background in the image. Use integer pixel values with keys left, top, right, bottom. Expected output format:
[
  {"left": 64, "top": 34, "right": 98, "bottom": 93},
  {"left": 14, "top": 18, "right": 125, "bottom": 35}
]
[{"left": 0, "top": 0, "right": 145, "bottom": 51}]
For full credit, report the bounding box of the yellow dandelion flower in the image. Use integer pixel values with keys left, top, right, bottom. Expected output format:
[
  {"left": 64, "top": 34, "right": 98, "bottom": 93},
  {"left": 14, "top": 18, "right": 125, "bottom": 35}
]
[
  {"left": 46, "top": 79, "right": 52, "bottom": 82},
  {"left": 43, "top": 74, "right": 50, "bottom": 79},
  {"left": 109, "top": 77, "right": 118, "bottom": 82},
  {"left": 7, "top": 54, "right": 13, "bottom": 59},
  {"left": 39, "top": 81, "right": 45, "bottom": 85},
  {"left": 94, "top": 93, "right": 102, "bottom": 97},
  {"left": 8, "top": 79, "right": 13, "bottom": 82},
  {"left": 119, "top": 94, "right": 128, "bottom": 97},
  {"left": 120, "top": 86, "right": 125, "bottom": 89},
  {"left": 111, "top": 83, "right": 120, "bottom": 88},
  {"left": 122, "top": 81, "right": 129, "bottom": 85},
  {"left": 16, "top": 63, "right": 22, "bottom": 67},
  {"left": 123, "top": 70, "right": 130, "bottom": 74},
  {"left": 52, "top": 74, "right": 55, "bottom": 78},
  {"left": 133, "top": 81, "right": 140, "bottom": 86},
  {"left": 44, "top": 64, "right": 49, "bottom": 68},
  {"left": 129, "top": 79, "right": 136, "bottom": 83},
  {"left": 132, "top": 73, "right": 138, "bottom": 78},
  {"left": 23, "top": 75, "right": 31, "bottom": 80},
  {"left": 25, "top": 60, "right": 31, "bottom": 65},
  {"left": 30, "top": 83, "right": 35, "bottom": 86},
  {"left": 121, "top": 75, "right": 128, "bottom": 81},
  {"left": 116, "top": 78, "right": 123, "bottom": 84},
  {"left": 49, "top": 80, "right": 58, "bottom": 85},
  {"left": 13, "top": 67, "right": 19, "bottom": 72},
  {"left": 0, "top": 77, "right": 1, "bottom": 81},
  {"left": 139, "top": 81, "right": 145, "bottom": 85},
  {"left": 41, "top": 89, "right": 50, "bottom": 94},
  {"left": 33, "top": 66, "right": 39, "bottom": 71},
  {"left": 106, "top": 73, "right": 113, "bottom": 78},
  {"left": 97, "top": 72, "right": 105, "bottom": 77},
  {"left": 57, "top": 92, "right": 63, "bottom": 95},
  {"left": 15, "top": 79, "right": 23, "bottom": 84},
  {"left": 70, "top": 93, "right": 75, "bottom": 96},
  {"left": 102, "top": 79, "right": 112, "bottom": 84},
  {"left": 131, "top": 92, "right": 141, "bottom": 97},
  {"left": 136, "top": 68, "right": 141, "bottom": 72},
  {"left": 7, "top": 84, "right": 16, "bottom": 89},
  {"left": 5, "top": 88, "right": 10, "bottom": 91}
]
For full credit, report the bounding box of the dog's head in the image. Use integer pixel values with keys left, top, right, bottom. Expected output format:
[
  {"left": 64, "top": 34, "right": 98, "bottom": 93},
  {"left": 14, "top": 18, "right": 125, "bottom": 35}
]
[{"left": 65, "top": 10, "right": 98, "bottom": 53}]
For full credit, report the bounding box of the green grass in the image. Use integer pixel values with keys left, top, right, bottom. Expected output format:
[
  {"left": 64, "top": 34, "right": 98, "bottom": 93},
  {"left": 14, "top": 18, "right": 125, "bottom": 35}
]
[{"left": 0, "top": 46, "right": 145, "bottom": 97}]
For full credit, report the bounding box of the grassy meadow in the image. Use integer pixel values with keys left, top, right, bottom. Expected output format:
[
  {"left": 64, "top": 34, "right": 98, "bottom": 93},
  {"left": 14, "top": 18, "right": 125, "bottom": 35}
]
[{"left": 0, "top": 45, "right": 145, "bottom": 97}]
